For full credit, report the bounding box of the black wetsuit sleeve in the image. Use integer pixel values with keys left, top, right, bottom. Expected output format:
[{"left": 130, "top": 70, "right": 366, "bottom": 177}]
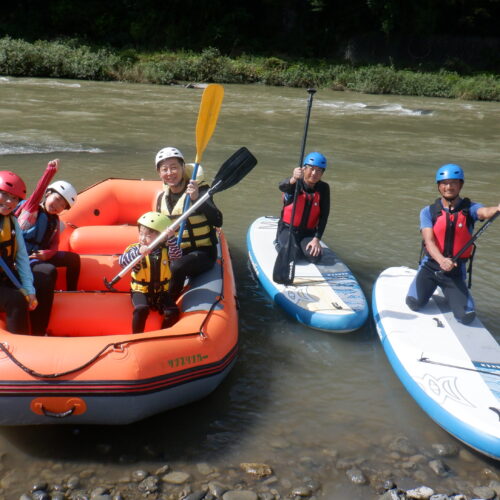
[{"left": 278, "top": 178, "right": 296, "bottom": 196}]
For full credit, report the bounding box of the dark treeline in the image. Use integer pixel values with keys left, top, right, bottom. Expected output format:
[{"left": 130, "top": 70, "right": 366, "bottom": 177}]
[{"left": 1, "top": 0, "right": 499, "bottom": 72}]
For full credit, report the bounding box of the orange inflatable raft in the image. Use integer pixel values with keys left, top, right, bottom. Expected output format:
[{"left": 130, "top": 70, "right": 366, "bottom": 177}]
[{"left": 0, "top": 179, "right": 238, "bottom": 425}]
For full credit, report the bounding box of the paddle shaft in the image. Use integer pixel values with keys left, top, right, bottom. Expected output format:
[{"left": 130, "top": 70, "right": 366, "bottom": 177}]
[
  {"left": 280, "top": 89, "right": 316, "bottom": 283},
  {"left": 452, "top": 210, "right": 499, "bottom": 262},
  {"left": 288, "top": 88, "right": 316, "bottom": 234},
  {"left": 106, "top": 185, "right": 218, "bottom": 287},
  {"left": 177, "top": 84, "right": 224, "bottom": 245}
]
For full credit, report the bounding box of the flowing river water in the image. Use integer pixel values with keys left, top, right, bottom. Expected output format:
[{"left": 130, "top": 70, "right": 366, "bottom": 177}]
[{"left": 0, "top": 77, "right": 499, "bottom": 499}]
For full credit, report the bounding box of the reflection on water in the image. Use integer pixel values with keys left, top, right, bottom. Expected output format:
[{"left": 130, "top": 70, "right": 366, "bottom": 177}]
[{"left": 0, "top": 77, "right": 499, "bottom": 496}]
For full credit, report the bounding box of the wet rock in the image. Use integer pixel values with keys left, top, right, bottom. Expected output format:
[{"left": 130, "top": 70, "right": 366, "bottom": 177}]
[
  {"left": 19, "top": 495, "right": 32, "bottom": 500},
  {"left": 388, "top": 436, "right": 418, "bottom": 455},
  {"left": 222, "top": 491, "right": 258, "bottom": 500},
  {"left": 208, "top": 480, "right": 229, "bottom": 497},
  {"left": 80, "top": 469, "right": 96, "bottom": 479},
  {"left": 197, "top": 462, "right": 215, "bottom": 475},
  {"left": 481, "top": 468, "right": 500, "bottom": 481},
  {"left": 31, "top": 482, "right": 49, "bottom": 492},
  {"left": 472, "top": 486, "right": 496, "bottom": 499},
  {"left": 269, "top": 437, "right": 289, "bottom": 449},
  {"left": 336, "top": 457, "right": 360, "bottom": 470},
  {"left": 67, "top": 475, "right": 81, "bottom": 489},
  {"left": 406, "top": 485, "right": 434, "bottom": 499},
  {"left": 154, "top": 464, "right": 170, "bottom": 475},
  {"left": 184, "top": 493, "right": 207, "bottom": 500},
  {"left": 51, "top": 494, "right": 65, "bottom": 500},
  {"left": 431, "top": 443, "right": 458, "bottom": 457},
  {"left": 138, "top": 475, "right": 160, "bottom": 493},
  {"left": 70, "top": 491, "right": 90, "bottom": 500},
  {"left": 489, "top": 480, "right": 500, "bottom": 495},
  {"left": 162, "top": 470, "right": 191, "bottom": 484},
  {"left": 257, "top": 493, "right": 275, "bottom": 500},
  {"left": 90, "top": 486, "right": 110, "bottom": 498},
  {"left": 32, "top": 491, "right": 50, "bottom": 500},
  {"left": 428, "top": 459, "right": 450, "bottom": 477},
  {"left": 346, "top": 467, "right": 368, "bottom": 485},
  {"left": 428, "top": 495, "right": 449, "bottom": 500},
  {"left": 290, "top": 485, "right": 313, "bottom": 497},
  {"left": 379, "top": 489, "right": 403, "bottom": 499},
  {"left": 240, "top": 462, "right": 273, "bottom": 478},
  {"left": 131, "top": 469, "right": 148, "bottom": 482},
  {"left": 302, "top": 477, "right": 321, "bottom": 493}
]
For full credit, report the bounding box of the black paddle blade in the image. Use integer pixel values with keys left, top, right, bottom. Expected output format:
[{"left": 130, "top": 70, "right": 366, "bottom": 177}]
[
  {"left": 211, "top": 147, "right": 257, "bottom": 194},
  {"left": 273, "top": 235, "right": 299, "bottom": 285}
]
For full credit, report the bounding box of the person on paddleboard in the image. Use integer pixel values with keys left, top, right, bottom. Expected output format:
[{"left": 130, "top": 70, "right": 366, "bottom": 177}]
[
  {"left": 119, "top": 212, "right": 182, "bottom": 333},
  {"left": 275, "top": 151, "right": 330, "bottom": 263},
  {"left": 406, "top": 164, "right": 500, "bottom": 324},
  {"left": 19, "top": 174, "right": 81, "bottom": 336},
  {"left": 154, "top": 147, "right": 222, "bottom": 313},
  {"left": 0, "top": 171, "right": 38, "bottom": 334}
]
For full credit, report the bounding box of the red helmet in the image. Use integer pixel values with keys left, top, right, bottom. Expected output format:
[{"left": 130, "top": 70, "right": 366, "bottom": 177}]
[{"left": 0, "top": 171, "right": 27, "bottom": 199}]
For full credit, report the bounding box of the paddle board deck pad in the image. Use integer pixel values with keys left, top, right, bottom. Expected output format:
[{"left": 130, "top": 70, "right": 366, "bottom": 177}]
[
  {"left": 247, "top": 216, "right": 368, "bottom": 333},
  {"left": 372, "top": 266, "right": 500, "bottom": 460}
]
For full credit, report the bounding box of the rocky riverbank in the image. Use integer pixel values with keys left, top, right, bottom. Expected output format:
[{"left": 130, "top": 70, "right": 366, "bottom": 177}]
[{"left": 6, "top": 434, "right": 500, "bottom": 500}]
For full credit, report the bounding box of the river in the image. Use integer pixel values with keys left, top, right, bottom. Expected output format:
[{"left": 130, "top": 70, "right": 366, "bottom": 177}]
[{"left": 0, "top": 76, "right": 499, "bottom": 499}]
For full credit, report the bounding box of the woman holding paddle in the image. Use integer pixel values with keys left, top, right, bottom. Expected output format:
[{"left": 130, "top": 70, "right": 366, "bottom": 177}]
[
  {"left": 275, "top": 152, "right": 330, "bottom": 264},
  {"left": 154, "top": 147, "right": 222, "bottom": 310},
  {"left": 406, "top": 163, "right": 500, "bottom": 324}
]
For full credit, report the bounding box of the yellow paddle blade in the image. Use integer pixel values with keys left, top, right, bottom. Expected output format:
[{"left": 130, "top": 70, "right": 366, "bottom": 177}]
[{"left": 195, "top": 84, "right": 224, "bottom": 164}]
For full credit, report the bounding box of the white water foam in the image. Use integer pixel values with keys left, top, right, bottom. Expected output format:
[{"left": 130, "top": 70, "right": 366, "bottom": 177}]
[{"left": 318, "top": 100, "right": 433, "bottom": 116}]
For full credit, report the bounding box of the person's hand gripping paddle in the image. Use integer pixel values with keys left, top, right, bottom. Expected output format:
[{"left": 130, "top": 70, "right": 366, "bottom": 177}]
[
  {"left": 176, "top": 84, "right": 224, "bottom": 246},
  {"left": 273, "top": 88, "right": 316, "bottom": 286}
]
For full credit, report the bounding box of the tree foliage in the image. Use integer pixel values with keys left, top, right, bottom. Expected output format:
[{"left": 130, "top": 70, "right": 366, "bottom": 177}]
[{"left": 0, "top": 0, "right": 498, "bottom": 62}]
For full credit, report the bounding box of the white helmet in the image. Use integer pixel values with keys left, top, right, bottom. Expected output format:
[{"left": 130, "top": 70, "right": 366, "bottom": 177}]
[
  {"left": 47, "top": 180, "right": 77, "bottom": 208},
  {"left": 155, "top": 147, "right": 184, "bottom": 168}
]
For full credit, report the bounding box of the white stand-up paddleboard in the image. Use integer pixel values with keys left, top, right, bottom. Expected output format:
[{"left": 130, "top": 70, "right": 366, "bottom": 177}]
[
  {"left": 247, "top": 216, "right": 368, "bottom": 333},
  {"left": 372, "top": 266, "right": 500, "bottom": 460}
]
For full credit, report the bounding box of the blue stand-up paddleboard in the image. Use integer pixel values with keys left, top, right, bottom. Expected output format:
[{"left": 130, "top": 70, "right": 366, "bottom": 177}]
[
  {"left": 373, "top": 266, "right": 500, "bottom": 460},
  {"left": 247, "top": 216, "right": 368, "bottom": 333}
]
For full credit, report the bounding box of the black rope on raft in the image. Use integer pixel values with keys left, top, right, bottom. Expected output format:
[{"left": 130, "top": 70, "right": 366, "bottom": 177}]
[{"left": 0, "top": 240, "right": 229, "bottom": 379}]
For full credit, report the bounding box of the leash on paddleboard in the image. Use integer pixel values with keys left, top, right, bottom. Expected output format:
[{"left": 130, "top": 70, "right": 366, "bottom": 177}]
[{"left": 419, "top": 355, "right": 500, "bottom": 377}]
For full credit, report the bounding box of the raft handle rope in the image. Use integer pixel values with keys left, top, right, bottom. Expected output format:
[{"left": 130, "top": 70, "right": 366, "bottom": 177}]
[{"left": 0, "top": 252, "right": 227, "bottom": 379}]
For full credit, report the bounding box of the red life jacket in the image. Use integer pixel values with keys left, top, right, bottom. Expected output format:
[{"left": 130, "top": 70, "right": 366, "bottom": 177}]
[
  {"left": 430, "top": 198, "right": 474, "bottom": 259},
  {"left": 282, "top": 190, "right": 321, "bottom": 230}
]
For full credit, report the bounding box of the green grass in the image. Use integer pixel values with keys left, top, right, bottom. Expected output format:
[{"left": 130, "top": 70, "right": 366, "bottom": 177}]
[{"left": 1, "top": 37, "right": 498, "bottom": 101}]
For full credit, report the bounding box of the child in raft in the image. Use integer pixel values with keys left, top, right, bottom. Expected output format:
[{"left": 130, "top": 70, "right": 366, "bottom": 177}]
[
  {"left": 18, "top": 168, "right": 81, "bottom": 336},
  {"left": 0, "top": 171, "right": 38, "bottom": 334},
  {"left": 119, "top": 211, "right": 182, "bottom": 334}
]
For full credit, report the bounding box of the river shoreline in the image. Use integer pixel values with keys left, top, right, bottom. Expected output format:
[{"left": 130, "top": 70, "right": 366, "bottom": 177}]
[
  {"left": 0, "top": 38, "right": 498, "bottom": 101},
  {"left": 4, "top": 429, "right": 499, "bottom": 499}
]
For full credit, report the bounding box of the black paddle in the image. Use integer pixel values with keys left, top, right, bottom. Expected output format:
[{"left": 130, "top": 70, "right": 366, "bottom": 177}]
[
  {"left": 273, "top": 88, "right": 316, "bottom": 285},
  {"left": 104, "top": 147, "right": 257, "bottom": 291},
  {"left": 452, "top": 210, "right": 499, "bottom": 261},
  {"left": 435, "top": 210, "right": 499, "bottom": 278}
]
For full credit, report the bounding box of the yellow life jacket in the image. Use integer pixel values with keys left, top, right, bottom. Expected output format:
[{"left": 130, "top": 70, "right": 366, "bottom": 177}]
[
  {"left": 157, "top": 183, "right": 214, "bottom": 250},
  {"left": 127, "top": 245, "right": 171, "bottom": 294},
  {"left": 0, "top": 215, "right": 18, "bottom": 275}
]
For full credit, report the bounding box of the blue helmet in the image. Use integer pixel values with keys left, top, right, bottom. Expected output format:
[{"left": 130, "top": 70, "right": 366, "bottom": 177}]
[
  {"left": 303, "top": 152, "right": 327, "bottom": 169},
  {"left": 435, "top": 164, "right": 464, "bottom": 183}
]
